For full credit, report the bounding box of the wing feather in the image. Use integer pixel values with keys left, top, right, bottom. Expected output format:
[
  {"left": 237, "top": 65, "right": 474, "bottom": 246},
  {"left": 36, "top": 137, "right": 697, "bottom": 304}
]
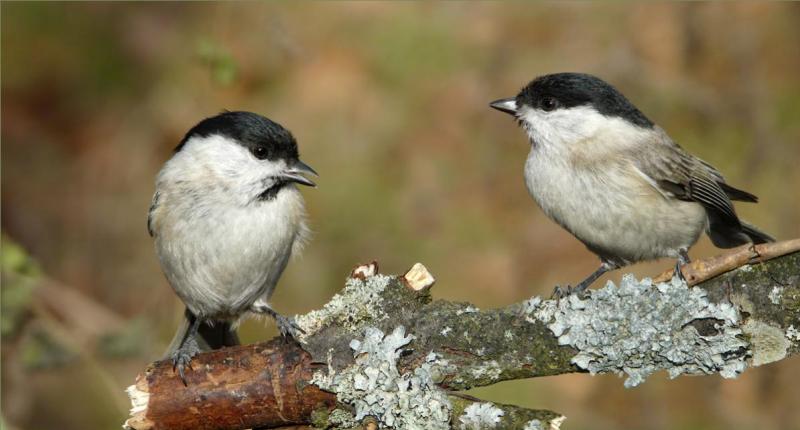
[
  {"left": 147, "top": 191, "right": 160, "bottom": 237},
  {"left": 688, "top": 176, "right": 738, "bottom": 221},
  {"left": 628, "top": 129, "right": 770, "bottom": 248},
  {"left": 629, "top": 131, "right": 742, "bottom": 229}
]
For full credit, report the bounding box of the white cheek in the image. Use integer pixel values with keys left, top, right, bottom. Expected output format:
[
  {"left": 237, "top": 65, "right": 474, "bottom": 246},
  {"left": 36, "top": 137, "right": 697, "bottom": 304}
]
[
  {"left": 519, "top": 105, "right": 648, "bottom": 158},
  {"left": 160, "top": 135, "right": 286, "bottom": 200},
  {"left": 520, "top": 105, "right": 607, "bottom": 147},
  {"left": 519, "top": 108, "right": 555, "bottom": 147}
]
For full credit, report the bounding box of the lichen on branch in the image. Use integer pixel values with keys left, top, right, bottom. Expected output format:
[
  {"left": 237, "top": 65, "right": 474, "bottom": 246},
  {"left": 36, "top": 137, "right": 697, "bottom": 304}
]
[
  {"left": 310, "top": 325, "right": 452, "bottom": 429},
  {"left": 526, "top": 274, "right": 748, "bottom": 387},
  {"left": 124, "top": 244, "right": 800, "bottom": 430}
]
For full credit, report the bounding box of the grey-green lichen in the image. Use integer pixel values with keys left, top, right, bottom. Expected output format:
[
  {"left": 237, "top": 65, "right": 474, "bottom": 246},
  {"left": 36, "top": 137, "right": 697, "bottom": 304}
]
[
  {"left": 449, "top": 397, "right": 565, "bottom": 430},
  {"left": 458, "top": 402, "right": 504, "bottom": 429},
  {"left": 325, "top": 408, "right": 358, "bottom": 429},
  {"left": 787, "top": 325, "right": 800, "bottom": 343},
  {"left": 739, "top": 264, "right": 754, "bottom": 273},
  {"left": 742, "top": 320, "right": 789, "bottom": 366},
  {"left": 456, "top": 305, "right": 480, "bottom": 315},
  {"left": 523, "top": 297, "right": 557, "bottom": 324},
  {"left": 310, "top": 326, "right": 451, "bottom": 429},
  {"left": 295, "top": 275, "right": 393, "bottom": 341},
  {"left": 529, "top": 274, "right": 749, "bottom": 388},
  {"left": 468, "top": 360, "right": 502, "bottom": 381},
  {"left": 523, "top": 419, "right": 543, "bottom": 430},
  {"left": 768, "top": 286, "right": 784, "bottom": 305}
]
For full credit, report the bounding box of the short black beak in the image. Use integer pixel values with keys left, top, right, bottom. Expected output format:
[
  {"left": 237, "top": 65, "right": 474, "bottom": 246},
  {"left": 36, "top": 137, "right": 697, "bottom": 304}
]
[
  {"left": 489, "top": 97, "right": 518, "bottom": 116},
  {"left": 281, "top": 159, "right": 318, "bottom": 187}
]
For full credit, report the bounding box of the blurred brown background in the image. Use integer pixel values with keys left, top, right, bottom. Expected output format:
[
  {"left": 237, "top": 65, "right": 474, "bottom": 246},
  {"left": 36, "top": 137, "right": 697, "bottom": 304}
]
[{"left": 2, "top": 2, "right": 799, "bottom": 429}]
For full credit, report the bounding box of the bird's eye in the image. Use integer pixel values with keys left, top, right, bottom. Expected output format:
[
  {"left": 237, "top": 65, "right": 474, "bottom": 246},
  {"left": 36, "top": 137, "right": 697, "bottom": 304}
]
[
  {"left": 541, "top": 97, "right": 559, "bottom": 112},
  {"left": 252, "top": 146, "right": 269, "bottom": 160}
]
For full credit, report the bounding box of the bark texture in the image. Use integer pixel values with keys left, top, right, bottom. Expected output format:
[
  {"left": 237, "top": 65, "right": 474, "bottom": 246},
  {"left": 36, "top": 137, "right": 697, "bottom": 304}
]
[
  {"left": 125, "top": 241, "right": 800, "bottom": 430},
  {"left": 124, "top": 341, "right": 336, "bottom": 430}
]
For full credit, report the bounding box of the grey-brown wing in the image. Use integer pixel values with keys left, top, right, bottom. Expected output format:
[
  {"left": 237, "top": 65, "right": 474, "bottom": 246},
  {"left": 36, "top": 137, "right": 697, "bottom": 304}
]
[
  {"left": 147, "top": 191, "right": 160, "bottom": 237},
  {"left": 630, "top": 134, "right": 750, "bottom": 248},
  {"left": 631, "top": 137, "right": 736, "bottom": 218},
  {"left": 695, "top": 158, "right": 758, "bottom": 202}
]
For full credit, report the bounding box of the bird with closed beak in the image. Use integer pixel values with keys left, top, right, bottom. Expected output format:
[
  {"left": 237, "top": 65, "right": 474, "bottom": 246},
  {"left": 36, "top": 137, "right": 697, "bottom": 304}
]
[
  {"left": 148, "top": 111, "right": 317, "bottom": 383},
  {"left": 490, "top": 73, "right": 773, "bottom": 297}
]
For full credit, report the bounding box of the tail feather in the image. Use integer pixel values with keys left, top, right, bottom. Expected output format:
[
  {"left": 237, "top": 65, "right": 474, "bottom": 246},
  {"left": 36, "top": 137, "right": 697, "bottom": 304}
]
[
  {"left": 706, "top": 209, "right": 774, "bottom": 249},
  {"left": 164, "top": 309, "right": 240, "bottom": 358},
  {"left": 741, "top": 221, "right": 774, "bottom": 244},
  {"left": 719, "top": 182, "right": 759, "bottom": 203}
]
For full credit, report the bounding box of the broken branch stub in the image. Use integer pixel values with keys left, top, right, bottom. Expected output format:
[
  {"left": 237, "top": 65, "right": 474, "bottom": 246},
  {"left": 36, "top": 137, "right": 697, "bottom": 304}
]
[
  {"left": 403, "top": 262, "right": 436, "bottom": 291},
  {"left": 124, "top": 341, "right": 336, "bottom": 430}
]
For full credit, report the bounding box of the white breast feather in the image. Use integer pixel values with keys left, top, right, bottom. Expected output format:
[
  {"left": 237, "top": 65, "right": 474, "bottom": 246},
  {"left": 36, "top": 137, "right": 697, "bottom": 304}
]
[
  {"left": 150, "top": 135, "right": 308, "bottom": 319},
  {"left": 520, "top": 106, "right": 706, "bottom": 263}
]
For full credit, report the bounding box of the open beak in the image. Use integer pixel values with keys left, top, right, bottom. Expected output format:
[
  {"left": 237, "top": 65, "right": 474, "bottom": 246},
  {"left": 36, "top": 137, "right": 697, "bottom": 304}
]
[
  {"left": 489, "top": 97, "right": 518, "bottom": 116},
  {"left": 281, "top": 159, "right": 318, "bottom": 187}
]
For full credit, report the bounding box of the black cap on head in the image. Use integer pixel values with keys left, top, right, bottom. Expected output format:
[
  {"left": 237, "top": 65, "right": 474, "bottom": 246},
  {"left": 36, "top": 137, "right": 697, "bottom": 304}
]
[
  {"left": 516, "top": 73, "right": 654, "bottom": 128},
  {"left": 176, "top": 111, "right": 299, "bottom": 162}
]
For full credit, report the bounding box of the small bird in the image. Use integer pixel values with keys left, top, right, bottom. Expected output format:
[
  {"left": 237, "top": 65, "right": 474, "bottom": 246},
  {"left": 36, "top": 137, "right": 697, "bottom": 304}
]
[
  {"left": 148, "top": 111, "right": 316, "bottom": 382},
  {"left": 490, "top": 73, "right": 773, "bottom": 296}
]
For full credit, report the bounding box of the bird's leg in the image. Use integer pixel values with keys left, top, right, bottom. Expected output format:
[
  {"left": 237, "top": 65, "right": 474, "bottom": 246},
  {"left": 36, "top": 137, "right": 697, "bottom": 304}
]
[
  {"left": 251, "top": 299, "right": 305, "bottom": 341},
  {"left": 170, "top": 311, "right": 202, "bottom": 386},
  {"left": 552, "top": 261, "right": 619, "bottom": 299},
  {"left": 573, "top": 261, "right": 619, "bottom": 294},
  {"left": 674, "top": 248, "right": 691, "bottom": 284}
]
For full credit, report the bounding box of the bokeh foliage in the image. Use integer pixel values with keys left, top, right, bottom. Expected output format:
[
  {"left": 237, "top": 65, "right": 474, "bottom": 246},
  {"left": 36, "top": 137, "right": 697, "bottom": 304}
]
[{"left": 2, "top": 2, "right": 799, "bottom": 430}]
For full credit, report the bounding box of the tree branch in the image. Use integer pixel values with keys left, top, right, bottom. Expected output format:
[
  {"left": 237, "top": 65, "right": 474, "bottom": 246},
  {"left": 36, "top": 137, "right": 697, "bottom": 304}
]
[{"left": 125, "top": 241, "right": 800, "bottom": 430}]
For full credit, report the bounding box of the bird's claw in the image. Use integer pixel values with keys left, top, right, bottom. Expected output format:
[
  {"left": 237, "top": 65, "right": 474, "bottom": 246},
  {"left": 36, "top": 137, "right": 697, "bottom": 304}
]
[
  {"left": 256, "top": 304, "right": 305, "bottom": 341},
  {"left": 551, "top": 284, "right": 590, "bottom": 300},
  {"left": 170, "top": 337, "right": 200, "bottom": 386},
  {"left": 673, "top": 261, "right": 687, "bottom": 284},
  {"left": 551, "top": 285, "right": 572, "bottom": 299},
  {"left": 275, "top": 314, "right": 305, "bottom": 341}
]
